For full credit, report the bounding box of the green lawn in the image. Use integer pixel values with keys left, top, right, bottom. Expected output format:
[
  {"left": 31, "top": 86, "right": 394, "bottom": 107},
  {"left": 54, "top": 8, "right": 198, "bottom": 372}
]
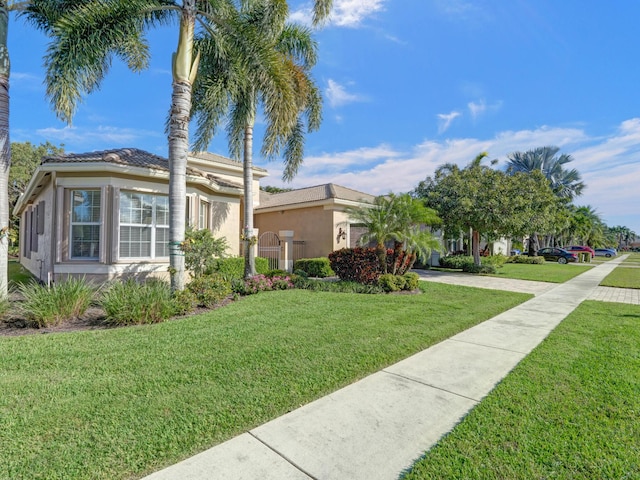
[
  {"left": 489, "top": 262, "right": 593, "bottom": 283},
  {"left": 0, "top": 284, "right": 531, "bottom": 480},
  {"left": 623, "top": 252, "right": 640, "bottom": 264},
  {"left": 8, "top": 259, "right": 35, "bottom": 286},
  {"left": 599, "top": 264, "right": 640, "bottom": 289},
  {"left": 404, "top": 300, "right": 640, "bottom": 479}
]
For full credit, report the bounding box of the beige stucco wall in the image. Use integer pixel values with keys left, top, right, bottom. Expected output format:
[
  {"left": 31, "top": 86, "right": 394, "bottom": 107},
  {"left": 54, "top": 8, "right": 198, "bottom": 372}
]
[
  {"left": 255, "top": 205, "right": 351, "bottom": 259},
  {"left": 19, "top": 181, "right": 55, "bottom": 283}
]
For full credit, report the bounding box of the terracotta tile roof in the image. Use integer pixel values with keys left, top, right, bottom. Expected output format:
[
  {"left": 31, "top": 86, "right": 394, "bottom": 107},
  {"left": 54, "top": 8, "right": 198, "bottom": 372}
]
[
  {"left": 257, "top": 183, "right": 375, "bottom": 209},
  {"left": 42, "top": 148, "right": 242, "bottom": 190},
  {"left": 190, "top": 151, "right": 268, "bottom": 173}
]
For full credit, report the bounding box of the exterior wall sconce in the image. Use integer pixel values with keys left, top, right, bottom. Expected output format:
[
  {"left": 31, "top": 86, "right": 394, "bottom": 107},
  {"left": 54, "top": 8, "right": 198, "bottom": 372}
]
[{"left": 337, "top": 227, "right": 347, "bottom": 241}]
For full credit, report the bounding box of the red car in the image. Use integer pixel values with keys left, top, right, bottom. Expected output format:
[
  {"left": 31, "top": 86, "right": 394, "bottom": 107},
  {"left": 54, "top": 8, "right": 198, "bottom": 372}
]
[{"left": 566, "top": 245, "right": 595, "bottom": 258}]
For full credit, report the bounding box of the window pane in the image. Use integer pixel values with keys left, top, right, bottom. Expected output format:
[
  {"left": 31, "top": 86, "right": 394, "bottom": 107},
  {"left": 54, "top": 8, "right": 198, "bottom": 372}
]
[
  {"left": 71, "top": 225, "right": 100, "bottom": 258},
  {"left": 156, "top": 227, "right": 169, "bottom": 257},
  {"left": 156, "top": 196, "right": 169, "bottom": 226},
  {"left": 72, "top": 190, "right": 101, "bottom": 222}
]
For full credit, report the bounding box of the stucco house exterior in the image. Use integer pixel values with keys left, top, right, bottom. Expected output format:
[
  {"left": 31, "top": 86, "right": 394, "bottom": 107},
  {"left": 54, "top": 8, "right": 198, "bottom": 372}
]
[
  {"left": 14, "top": 148, "right": 267, "bottom": 283},
  {"left": 254, "top": 184, "right": 376, "bottom": 262}
]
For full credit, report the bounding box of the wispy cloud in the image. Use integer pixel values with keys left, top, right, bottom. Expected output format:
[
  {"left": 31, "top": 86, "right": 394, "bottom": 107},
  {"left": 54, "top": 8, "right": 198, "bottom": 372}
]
[
  {"left": 325, "top": 79, "right": 365, "bottom": 108},
  {"left": 35, "top": 125, "right": 162, "bottom": 151},
  {"left": 261, "top": 120, "right": 640, "bottom": 231},
  {"left": 10, "top": 71, "right": 42, "bottom": 91},
  {"left": 468, "top": 99, "right": 503, "bottom": 120},
  {"left": 290, "top": 0, "right": 386, "bottom": 28},
  {"left": 437, "top": 111, "right": 461, "bottom": 134}
]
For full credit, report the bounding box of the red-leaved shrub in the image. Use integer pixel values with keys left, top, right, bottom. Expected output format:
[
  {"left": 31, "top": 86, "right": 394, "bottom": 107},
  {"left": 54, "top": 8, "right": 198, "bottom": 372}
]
[{"left": 328, "top": 247, "right": 382, "bottom": 284}]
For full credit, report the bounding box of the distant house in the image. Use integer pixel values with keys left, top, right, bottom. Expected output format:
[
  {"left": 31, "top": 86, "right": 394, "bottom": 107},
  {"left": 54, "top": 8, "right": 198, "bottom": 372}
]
[
  {"left": 14, "top": 148, "right": 267, "bottom": 283},
  {"left": 254, "top": 184, "right": 375, "bottom": 263}
]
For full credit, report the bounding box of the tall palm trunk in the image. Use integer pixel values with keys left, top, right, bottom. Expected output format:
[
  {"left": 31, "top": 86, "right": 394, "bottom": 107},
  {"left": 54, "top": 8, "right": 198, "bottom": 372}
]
[
  {"left": 0, "top": 7, "right": 9, "bottom": 297},
  {"left": 472, "top": 229, "right": 481, "bottom": 265},
  {"left": 243, "top": 118, "right": 256, "bottom": 278},
  {"left": 168, "top": 1, "right": 199, "bottom": 291}
]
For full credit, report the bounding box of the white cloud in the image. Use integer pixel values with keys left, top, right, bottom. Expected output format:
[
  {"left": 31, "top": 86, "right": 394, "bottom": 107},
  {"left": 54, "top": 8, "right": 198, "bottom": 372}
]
[
  {"left": 263, "top": 120, "right": 640, "bottom": 233},
  {"left": 437, "top": 111, "right": 461, "bottom": 134},
  {"left": 290, "top": 0, "right": 386, "bottom": 28},
  {"left": 325, "top": 79, "right": 365, "bottom": 108},
  {"left": 35, "top": 125, "right": 162, "bottom": 148},
  {"left": 468, "top": 99, "right": 503, "bottom": 121}
]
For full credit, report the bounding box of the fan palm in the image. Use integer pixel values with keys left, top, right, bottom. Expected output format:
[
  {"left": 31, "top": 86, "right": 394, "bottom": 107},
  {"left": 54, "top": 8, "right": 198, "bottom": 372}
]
[
  {"left": 13, "top": 0, "right": 332, "bottom": 291},
  {"left": 192, "top": 0, "right": 321, "bottom": 278}
]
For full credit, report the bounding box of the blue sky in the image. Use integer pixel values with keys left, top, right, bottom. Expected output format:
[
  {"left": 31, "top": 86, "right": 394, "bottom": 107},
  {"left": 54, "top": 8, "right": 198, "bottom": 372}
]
[{"left": 8, "top": 0, "right": 640, "bottom": 235}]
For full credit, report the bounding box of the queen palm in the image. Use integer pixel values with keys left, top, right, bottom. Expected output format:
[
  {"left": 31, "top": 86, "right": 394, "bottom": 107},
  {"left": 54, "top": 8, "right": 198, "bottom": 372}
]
[
  {"left": 16, "top": 0, "right": 332, "bottom": 291},
  {"left": 192, "top": 0, "right": 321, "bottom": 278}
]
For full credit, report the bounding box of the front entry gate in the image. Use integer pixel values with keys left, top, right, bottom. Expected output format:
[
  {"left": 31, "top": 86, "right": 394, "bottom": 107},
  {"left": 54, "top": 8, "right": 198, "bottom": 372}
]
[{"left": 258, "top": 232, "right": 281, "bottom": 270}]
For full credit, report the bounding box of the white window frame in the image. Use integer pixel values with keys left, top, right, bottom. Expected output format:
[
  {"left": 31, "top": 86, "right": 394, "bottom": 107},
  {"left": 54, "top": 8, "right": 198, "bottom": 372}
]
[
  {"left": 69, "top": 189, "right": 101, "bottom": 260},
  {"left": 119, "top": 191, "right": 169, "bottom": 260},
  {"left": 199, "top": 199, "right": 210, "bottom": 230}
]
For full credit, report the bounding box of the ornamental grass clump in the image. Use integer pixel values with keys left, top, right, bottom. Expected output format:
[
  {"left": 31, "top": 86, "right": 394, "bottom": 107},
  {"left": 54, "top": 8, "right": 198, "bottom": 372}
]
[
  {"left": 17, "top": 278, "right": 94, "bottom": 327},
  {"left": 102, "top": 279, "right": 175, "bottom": 325}
]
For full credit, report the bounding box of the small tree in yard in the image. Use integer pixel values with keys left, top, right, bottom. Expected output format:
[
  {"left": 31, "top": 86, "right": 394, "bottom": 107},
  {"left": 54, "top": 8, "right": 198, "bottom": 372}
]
[
  {"left": 346, "top": 193, "right": 440, "bottom": 273},
  {"left": 181, "top": 227, "right": 229, "bottom": 278}
]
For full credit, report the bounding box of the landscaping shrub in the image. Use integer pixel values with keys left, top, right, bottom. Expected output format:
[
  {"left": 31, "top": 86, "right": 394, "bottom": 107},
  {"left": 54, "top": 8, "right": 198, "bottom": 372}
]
[
  {"left": 171, "top": 288, "right": 198, "bottom": 315},
  {"left": 211, "top": 257, "right": 270, "bottom": 280},
  {"left": 0, "top": 295, "right": 10, "bottom": 319},
  {"left": 328, "top": 247, "right": 382, "bottom": 285},
  {"left": 378, "top": 272, "right": 420, "bottom": 292},
  {"left": 265, "top": 269, "right": 289, "bottom": 278},
  {"left": 403, "top": 272, "right": 420, "bottom": 290},
  {"left": 293, "top": 277, "right": 383, "bottom": 294},
  {"left": 507, "top": 255, "right": 545, "bottom": 264},
  {"left": 438, "top": 255, "right": 474, "bottom": 270},
  {"left": 182, "top": 227, "right": 229, "bottom": 277},
  {"left": 386, "top": 246, "right": 415, "bottom": 275},
  {"left": 18, "top": 277, "right": 94, "bottom": 327},
  {"left": 462, "top": 263, "right": 497, "bottom": 274},
  {"left": 187, "top": 274, "right": 232, "bottom": 308},
  {"left": 482, "top": 254, "right": 508, "bottom": 268},
  {"left": 293, "top": 258, "right": 335, "bottom": 278},
  {"left": 233, "top": 274, "right": 294, "bottom": 295},
  {"left": 293, "top": 269, "right": 309, "bottom": 278},
  {"left": 102, "top": 279, "right": 175, "bottom": 325}
]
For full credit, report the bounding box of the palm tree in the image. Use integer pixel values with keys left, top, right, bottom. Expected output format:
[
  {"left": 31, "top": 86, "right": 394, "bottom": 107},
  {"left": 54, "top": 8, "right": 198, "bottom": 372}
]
[
  {"left": 24, "top": 0, "right": 332, "bottom": 291},
  {"left": 192, "top": 0, "right": 321, "bottom": 278},
  {"left": 506, "top": 146, "right": 584, "bottom": 255},
  {"left": 346, "top": 193, "right": 440, "bottom": 273}
]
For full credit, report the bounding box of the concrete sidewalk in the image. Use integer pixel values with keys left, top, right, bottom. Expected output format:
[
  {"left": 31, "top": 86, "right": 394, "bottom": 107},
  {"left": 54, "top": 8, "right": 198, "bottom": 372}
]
[{"left": 143, "top": 256, "right": 628, "bottom": 480}]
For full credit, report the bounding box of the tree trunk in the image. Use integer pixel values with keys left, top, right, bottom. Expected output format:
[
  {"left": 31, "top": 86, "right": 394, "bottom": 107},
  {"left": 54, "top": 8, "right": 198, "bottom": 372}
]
[
  {"left": 527, "top": 233, "right": 537, "bottom": 256},
  {"left": 472, "top": 229, "right": 481, "bottom": 265},
  {"left": 168, "top": 2, "right": 198, "bottom": 291},
  {"left": 243, "top": 120, "right": 256, "bottom": 278},
  {"left": 0, "top": 8, "right": 10, "bottom": 298}
]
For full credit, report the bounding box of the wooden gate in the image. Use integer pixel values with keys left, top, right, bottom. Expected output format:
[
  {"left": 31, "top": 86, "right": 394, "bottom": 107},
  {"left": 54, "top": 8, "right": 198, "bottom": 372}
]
[{"left": 258, "top": 232, "right": 281, "bottom": 270}]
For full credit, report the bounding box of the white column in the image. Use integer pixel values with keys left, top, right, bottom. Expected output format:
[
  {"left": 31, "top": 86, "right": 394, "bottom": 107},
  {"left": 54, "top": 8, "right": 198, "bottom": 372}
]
[{"left": 279, "top": 230, "right": 294, "bottom": 272}]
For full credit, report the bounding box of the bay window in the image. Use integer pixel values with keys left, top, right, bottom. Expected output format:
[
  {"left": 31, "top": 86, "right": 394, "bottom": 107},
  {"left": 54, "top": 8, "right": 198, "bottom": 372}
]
[
  {"left": 70, "top": 190, "right": 101, "bottom": 259},
  {"left": 119, "top": 192, "right": 169, "bottom": 258}
]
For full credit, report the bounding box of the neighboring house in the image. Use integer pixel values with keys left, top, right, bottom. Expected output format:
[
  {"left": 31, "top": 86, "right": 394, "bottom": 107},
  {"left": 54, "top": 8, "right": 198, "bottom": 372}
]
[
  {"left": 14, "top": 148, "right": 267, "bottom": 283},
  {"left": 254, "top": 183, "right": 375, "bottom": 262}
]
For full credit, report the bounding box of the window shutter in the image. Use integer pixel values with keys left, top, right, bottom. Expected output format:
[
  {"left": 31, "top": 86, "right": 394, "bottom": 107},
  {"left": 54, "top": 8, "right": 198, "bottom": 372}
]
[
  {"left": 37, "top": 201, "right": 46, "bottom": 234},
  {"left": 31, "top": 207, "right": 38, "bottom": 253}
]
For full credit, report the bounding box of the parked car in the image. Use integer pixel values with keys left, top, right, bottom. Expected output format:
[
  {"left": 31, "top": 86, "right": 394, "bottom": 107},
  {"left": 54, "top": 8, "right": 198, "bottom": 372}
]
[
  {"left": 565, "top": 245, "right": 595, "bottom": 258},
  {"left": 594, "top": 248, "right": 617, "bottom": 257},
  {"left": 537, "top": 247, "right": 578, "bottom": 264},
  {"left": 510, "top": 249, "right": 521, "bottom": 255}
]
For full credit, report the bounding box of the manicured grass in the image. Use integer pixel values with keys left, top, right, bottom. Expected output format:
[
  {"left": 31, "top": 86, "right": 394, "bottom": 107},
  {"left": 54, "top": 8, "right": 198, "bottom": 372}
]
[
  {"left": 623, "top": 252, "right": 640, "bottom": 264},
  {"left": 8, "top": 259, "right": 35, "bottom": 286},
  {"left": 600, "top": 264, "right": 640, "bottom": 289},
  {"left": 488, "top": 262, "right": 593, "bottom": 283},
  {"left": 404, "top": 301, "right": 640, "bottom": 479},
  {"left": 0, "top": 284, "right": 531, "bottom": 480}
]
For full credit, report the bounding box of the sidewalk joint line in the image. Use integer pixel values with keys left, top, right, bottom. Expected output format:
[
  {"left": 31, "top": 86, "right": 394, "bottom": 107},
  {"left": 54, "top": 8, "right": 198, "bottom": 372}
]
[
  {"left": 381, "top": 370, "right": 482, "bottom": 403},
  {"left": 248, "top": 432, "right": 319, "bottom": 480},
  {"left": 448, "top": 337, "right": 533, "bottom": 354}
]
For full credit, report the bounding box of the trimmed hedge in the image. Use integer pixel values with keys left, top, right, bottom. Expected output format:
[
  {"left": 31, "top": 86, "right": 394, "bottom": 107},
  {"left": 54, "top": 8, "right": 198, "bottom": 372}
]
[
  {"left": 507, "top": 255, "right": 545, "bottom": 264},
  {"left": 211, "top": 257, "right": 270, "bottom": 280},
  {"left": 462, "top": 263, "right": 497, "bottom": 274},
  {"left": 293, "top": 258, "right": 335, "bottom": 278},
  {"left": 438, "top": 255, "right": 475, "bottom": 270},
  {"left": 378, "top": 272, "right": 420, "bottom": 292}
]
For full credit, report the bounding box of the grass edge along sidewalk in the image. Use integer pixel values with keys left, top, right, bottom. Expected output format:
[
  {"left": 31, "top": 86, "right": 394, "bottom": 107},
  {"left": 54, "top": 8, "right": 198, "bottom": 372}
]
[
  {"left": 403, "top": 300, "right": 640, "bottom": 479},
  {"left": 0, "top": 283, "right": 531, "bottom": 480}
]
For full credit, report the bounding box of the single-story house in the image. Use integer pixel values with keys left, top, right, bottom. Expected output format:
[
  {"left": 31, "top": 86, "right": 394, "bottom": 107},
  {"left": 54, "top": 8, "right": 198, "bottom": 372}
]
[
  {"left": 14, "top": 148, "right": 267, "bottom": 283},
  {"left": 254, "top": 184, "right": 376, "bottom": 263}
]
